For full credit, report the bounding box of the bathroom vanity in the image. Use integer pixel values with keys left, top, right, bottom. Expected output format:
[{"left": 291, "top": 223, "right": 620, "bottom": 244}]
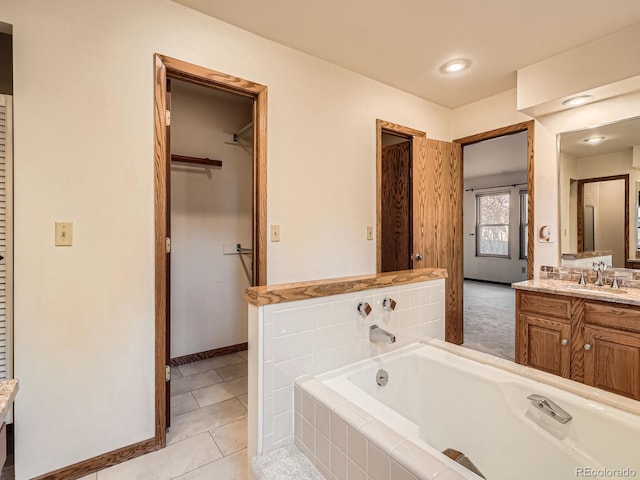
[{"left": 513, "top": 279, "right": 640, "bottom": 400}]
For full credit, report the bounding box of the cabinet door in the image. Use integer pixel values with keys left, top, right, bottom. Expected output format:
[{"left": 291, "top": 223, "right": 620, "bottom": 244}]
[
  {"left": 520, "top": 314, "right": 571, "bottom": 378},
  {"left": 584, "top": 325, "right": 640, "bottom": 400}
]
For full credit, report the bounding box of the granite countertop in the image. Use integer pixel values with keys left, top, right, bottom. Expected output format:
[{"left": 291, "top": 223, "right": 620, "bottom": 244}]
[
  {"left": 512, "top": 278, "right": 640, "bottom": 307},
  {"left": 0, "top": 379, "right": 18, "bottom": 425},
  {"left": 560, "top": 250, "right": 613, "bottom": 260}
]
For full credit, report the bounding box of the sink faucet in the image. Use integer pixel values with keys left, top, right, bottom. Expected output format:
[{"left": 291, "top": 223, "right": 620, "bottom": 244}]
[
  {"left": 369, "top": 325, "right": 396, "bottom": 344},
  {"left": 592, "top": 261, "right": 609, "bottom": 287}
]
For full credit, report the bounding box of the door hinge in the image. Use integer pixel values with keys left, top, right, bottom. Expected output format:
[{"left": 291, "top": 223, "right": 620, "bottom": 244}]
[
  {"left": 165, "top": 110, "right": 171, "bottom": 127},
  {"left": 166, "top": 236, "right": 171, "bottom": 254},
  {"left": 165, "top": 365, "right": 171, "bottom": 382}
]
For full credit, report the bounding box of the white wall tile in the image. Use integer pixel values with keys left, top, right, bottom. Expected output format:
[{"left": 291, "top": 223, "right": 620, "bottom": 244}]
[
  {"left": 273, "top": 385, "right": 293, "bottom": 416},
  {"left": 257, "top": 279, "right": 445, "bottom": 455},
  {"left": 274, "top": 309, "right": 295, "bottom": 337},
  {"left": 263, "top": 397, "right": 273, "bottom": 436},
  {"left": 273, "top": 411, "right": 293, "bottom": 443}
]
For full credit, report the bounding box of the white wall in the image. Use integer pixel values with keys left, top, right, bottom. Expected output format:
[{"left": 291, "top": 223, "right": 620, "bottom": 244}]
[
  {"left": 584, "top": 180, "right": 626, "bottom": 266},
  {"left": 170, "top": 82, "right": 253, "bottom": 358},
  {"left": 2, "top": 0, "right": 453, "bottom": 477}
]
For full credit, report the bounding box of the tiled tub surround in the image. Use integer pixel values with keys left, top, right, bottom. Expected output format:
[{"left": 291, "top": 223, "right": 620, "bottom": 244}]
[
  {"left": 296, "top": 341, "right": 640, "bottom": 480},
  {"left": 245, "top": 268, "right": 447, "bottom": 461}
]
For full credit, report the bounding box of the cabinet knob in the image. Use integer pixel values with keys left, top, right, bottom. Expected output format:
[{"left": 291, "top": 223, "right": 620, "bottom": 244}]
[
  {"left": 561, "top": 339, "right": 569, "bottom": 346},
  {"left": 584, "top": 343, "right": 592, "bottom": 351}
]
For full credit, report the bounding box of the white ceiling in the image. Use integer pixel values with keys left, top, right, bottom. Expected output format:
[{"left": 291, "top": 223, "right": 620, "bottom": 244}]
[
  {"left": 559, "top": 116, "right": 640, "bottom": 158},
  {"left": 172, "top": 0, "right": 640, "bottom": 108}
]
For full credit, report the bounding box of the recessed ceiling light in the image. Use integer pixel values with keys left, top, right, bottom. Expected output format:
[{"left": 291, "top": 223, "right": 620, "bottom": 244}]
[
  {"left": 562, "top": 95, "right": 594, "bottom": 107},
  {"left": 583, "top": 136, "right": 606, "bottom": 144},
  {"left": 440, "top": 59, "right": 471, "bottom": 74}
]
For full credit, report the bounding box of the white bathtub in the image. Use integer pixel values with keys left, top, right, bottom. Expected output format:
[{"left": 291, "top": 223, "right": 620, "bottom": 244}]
[{"left": 311, "top": 340, "right": 640, "bottom": 480}]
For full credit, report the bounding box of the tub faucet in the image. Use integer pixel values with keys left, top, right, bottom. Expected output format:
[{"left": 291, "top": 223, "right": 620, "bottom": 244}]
[
  {"left": 527, "top": 394, "right": 572, "bottom": 424},
  {"left": 370, "top": 325, "right": 396, "bottom": 344}
]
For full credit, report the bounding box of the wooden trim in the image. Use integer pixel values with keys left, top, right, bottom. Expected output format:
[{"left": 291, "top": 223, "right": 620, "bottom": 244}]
[
  {"left": 171, "top": 154, "right": 222, "bottom": 167},
  {"left": 170, "top": 342, "right": 248, "bottom": 366},
  {"left": 453, "top": 120, "right": 535, "bottom": 346},
  {"left": 376, "top": 119, "right": 426, "bottom": 273},
  {"left": 153, "top": 54, "right": 268, "bottom": 453},
  {"left": 153, "top": 54, "right": 168, "bottom": 448},
  {"left": 246, "top": 267, "right": 447, "bottom": 306},
  {"left": 30, "top": 438, "right": 157, "bottom": 480},
  {"left": 577, "top": 174, "right": 629, "bottom": 266}
]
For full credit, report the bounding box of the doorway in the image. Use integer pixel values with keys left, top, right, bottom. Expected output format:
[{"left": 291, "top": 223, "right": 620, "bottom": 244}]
[
  {"left": 454, "top": 122, "right": 534, "bottom": 360},
  {"left": 154, "top": 55, "right": 267, "bottom": 448}
]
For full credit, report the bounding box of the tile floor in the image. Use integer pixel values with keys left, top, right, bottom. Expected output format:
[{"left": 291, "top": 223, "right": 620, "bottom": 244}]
[{"left": 77, "top": 350, "right": 250, "bottom": 480}]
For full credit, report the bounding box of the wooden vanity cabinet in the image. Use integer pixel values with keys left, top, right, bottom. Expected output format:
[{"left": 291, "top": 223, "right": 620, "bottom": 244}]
[
  {"left": 516, "top": 290, "right": 640, "bottom": 400},
  {"left": 516, "top": 291, "right": 572, "bottom": 378}
]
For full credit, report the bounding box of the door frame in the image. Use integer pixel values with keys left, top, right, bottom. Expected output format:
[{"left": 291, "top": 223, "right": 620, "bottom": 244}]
[
  {"left": 453, "top": 120, "right": 535, "bottom": 343},
  {"left": 153, "top": 54, "right": 268, "bottom": 447},
  {"left": 577, "top": 174, "right": 629, "bottom": 264},
  {"left": 376, "top": 119, "right": 425, "bottom": 272}
]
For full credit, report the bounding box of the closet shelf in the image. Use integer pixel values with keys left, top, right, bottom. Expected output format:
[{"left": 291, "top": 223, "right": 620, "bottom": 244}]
[{"left": 171, "top": 154, "right": 222, "bottom": 167}]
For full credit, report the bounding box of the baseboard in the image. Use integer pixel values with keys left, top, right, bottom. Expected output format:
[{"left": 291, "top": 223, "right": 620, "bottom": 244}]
[
  {"left": 30, "top": 437, "right": 157, "bottom": 480},
  {"left": 170, "top": 342, "right": 248, "bottom": 367},
  {"left": 463, "top": 277, "right": 512, "bottom": 286}
]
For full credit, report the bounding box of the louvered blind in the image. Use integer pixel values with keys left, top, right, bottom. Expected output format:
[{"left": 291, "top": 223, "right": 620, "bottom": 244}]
[{"left": 0, "top": 94, "right": 12, "bottom": 385}]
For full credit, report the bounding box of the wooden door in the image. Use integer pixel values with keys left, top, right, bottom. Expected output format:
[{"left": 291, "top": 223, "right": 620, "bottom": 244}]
[
  {"left": 413, "top": 137, "right": 463, "bottom": 343},
  {"left": 381, "top": 141, "right": 411, "bottom": 272},
  {"left": 584, "top": 325, "right": 640, "bottom": 400},
  {"left": 165, "top": 79, "right": 172, "bottom": 427},
  {"left": 520, "top": 314, "right": 571, "bottom": 377}
]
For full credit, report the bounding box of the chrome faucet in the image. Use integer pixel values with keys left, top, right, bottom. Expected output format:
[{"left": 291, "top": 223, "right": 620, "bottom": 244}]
[
  {"left": 527, "top": 394, "right": 572, "bottom": 424},
  {"left": 369, "top": 325, "right": 396, "bottom": 344},
  {"left": 592, "top": 261, "right": 609, "bottom": 287}
]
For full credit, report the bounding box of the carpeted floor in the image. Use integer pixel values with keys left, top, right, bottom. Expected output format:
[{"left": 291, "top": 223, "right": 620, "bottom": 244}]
[{"left": 462, "top": 280, "right": 515, "bottom": 361}]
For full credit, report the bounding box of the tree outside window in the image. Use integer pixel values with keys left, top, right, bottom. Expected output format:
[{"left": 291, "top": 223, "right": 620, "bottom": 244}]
[{"left": 476, "top": 192, "right": 510, "bottom": 257}]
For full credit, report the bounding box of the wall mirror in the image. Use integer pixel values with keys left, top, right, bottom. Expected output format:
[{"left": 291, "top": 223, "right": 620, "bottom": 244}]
[{"left": 558, "top": 116, "right": 640, "bottom": 268}]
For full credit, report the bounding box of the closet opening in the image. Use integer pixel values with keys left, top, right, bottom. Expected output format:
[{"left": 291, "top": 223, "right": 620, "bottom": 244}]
[{"left": 154, "top": 55, "right": 267, "bottom": 447}]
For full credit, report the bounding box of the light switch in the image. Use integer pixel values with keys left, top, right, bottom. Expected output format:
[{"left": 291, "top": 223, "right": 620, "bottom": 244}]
[
  {"left": 366, "top": 225, "right": 373, "bottom": 240},
  {"left": 55, "top": 222, "right": 73, "bottom": 246},
  {"left": 271, "top": 224, "right": 280, "bottom": 242}
]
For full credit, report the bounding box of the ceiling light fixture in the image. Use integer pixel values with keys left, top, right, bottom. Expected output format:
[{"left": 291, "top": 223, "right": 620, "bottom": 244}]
[
  {"left": 583, "top": 136, "right": 606, "bottom": 144},
  {"left": 440, "top": 58, "right": 471, "bottom": 74},
  {"left": 562, "top": 95, "right": 594, "bottom": 107}
]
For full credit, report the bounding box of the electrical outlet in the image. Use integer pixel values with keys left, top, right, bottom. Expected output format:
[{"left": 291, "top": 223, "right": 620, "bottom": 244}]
[
  {"left": 271, "top": 224, "right": 280, "bottom": 242},
  {"left": 55, "top": 222, "right": 73, "bottom": 246},
  {"left": 366, "top": 225, "right": 373, "bottom": 240}
]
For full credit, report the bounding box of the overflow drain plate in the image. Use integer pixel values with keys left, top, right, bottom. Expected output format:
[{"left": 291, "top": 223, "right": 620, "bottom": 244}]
[{"left": 376, "top": 369, "right": 389, "bottom": 386}]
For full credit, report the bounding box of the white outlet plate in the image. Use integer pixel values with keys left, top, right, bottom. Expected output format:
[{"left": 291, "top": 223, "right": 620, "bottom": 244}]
[
  {"left": 55, "top": 222, "right": 73, "bottom": 246},
  {"left": 271, "top": 224, "right": 280, "bottom": 242}
]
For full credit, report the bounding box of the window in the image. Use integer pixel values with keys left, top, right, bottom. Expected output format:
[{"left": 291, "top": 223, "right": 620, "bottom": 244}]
[
  {"left": 476, "top": 192, "right": 510, "bottom": 257},
  {"left": 520, "top": 190, "right": 528, "bottom": 259}
]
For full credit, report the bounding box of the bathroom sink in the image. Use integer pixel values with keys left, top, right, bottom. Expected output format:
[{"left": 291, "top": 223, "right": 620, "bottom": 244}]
[{"left": 564, "top": 284, "right": 628, "bottom": 295}]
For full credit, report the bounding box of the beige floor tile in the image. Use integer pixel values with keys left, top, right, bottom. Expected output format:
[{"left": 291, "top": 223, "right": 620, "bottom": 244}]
[
  {"left": 178, "top": 353, "right": 245, "bottom": 377},
  {"left": 167, "top": 397, "right": 247, "bottom": 445},
  {"left": 171, "top": 392, "right": 199, "bottom": 418},
  {"left": 174, "top": 449, "right": 249, "bottom": 480},
  {"left": 98, "top": 433, "right": 221, "bottom": 480},
  {"left": 237, "top": 350, "right": 248, "bottom": 360},
  {"left": 238, "top": 393, "right": 249, "bottom": 408},
  {"left": 171, "top": 366, "right": 183, "bottom": 379},
  {"left": 216, "top": 362, "right": 248, "bottom": 381},
  {"left": 171, "top": 369, "right": 223, "bottom": 396},
  {"left": 78, "top": 474, "right": 97, "bottom": 480},
  {"left": 192, "top": 376, "right": 248, "bottom": 408},
  {"left": 211, "top": 417, "right": 248, "bottom": 456}
]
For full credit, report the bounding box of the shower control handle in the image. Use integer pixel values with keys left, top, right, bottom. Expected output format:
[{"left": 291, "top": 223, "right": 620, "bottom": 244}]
[
  {"left": 561, "top": 339, "right": 568, "bottom": 346},
  {"left": 584, "top": 343, "right": 592, "bottom": 351},
  {"left": 357, "top": 302, "right": 372, "bottom": 318},
  {"left": 382, "top": 297, "right": 397, "bottom": 312}
]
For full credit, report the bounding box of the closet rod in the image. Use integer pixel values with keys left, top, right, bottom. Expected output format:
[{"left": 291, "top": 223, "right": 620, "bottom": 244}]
[
  {"left": 465, "top": 182, "right": 527, "bottom": 192},
  {"left": 233, "top": 122, "right": 253, "bottom": 142},
  {"left": 171, "top": 154, "right": 222, "bottom": 167}
]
